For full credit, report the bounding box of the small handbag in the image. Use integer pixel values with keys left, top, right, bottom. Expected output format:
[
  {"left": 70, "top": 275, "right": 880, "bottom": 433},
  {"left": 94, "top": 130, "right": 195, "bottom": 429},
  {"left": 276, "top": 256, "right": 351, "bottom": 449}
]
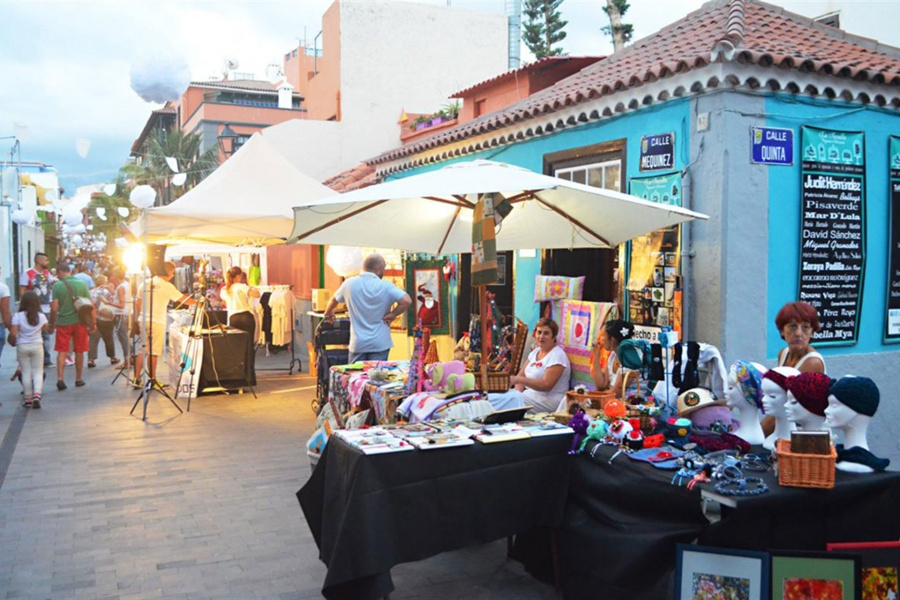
[{"left": 61, "top": 278, "right": 95, "bottom": 325}]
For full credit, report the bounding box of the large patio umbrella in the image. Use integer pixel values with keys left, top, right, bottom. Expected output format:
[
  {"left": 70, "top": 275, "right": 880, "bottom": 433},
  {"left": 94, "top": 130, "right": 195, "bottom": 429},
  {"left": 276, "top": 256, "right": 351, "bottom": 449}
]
[
  {"left": 288, "top": 160, "right": 707, "bottom": 252},
  {"left": 288, "top": 159, "right": 709, "bottom": 389}
]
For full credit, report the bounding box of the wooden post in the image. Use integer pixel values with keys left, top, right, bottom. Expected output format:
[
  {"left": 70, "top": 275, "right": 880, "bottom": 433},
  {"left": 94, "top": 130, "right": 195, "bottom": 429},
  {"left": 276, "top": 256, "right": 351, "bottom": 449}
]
[{"left": 479, "top": 284, "right": 489, "bottom": 389}]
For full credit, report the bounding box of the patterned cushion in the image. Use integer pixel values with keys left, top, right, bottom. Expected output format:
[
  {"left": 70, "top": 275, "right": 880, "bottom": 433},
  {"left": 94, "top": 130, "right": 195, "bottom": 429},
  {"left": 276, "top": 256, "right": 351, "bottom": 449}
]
[{"left": 534, "top": 275, "right": 585, "bottom": 302}]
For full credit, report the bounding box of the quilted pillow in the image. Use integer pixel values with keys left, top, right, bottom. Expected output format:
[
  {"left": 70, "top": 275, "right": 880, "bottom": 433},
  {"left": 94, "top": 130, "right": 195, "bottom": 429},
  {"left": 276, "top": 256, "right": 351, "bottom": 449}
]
[{"left": 534, "top": 275, "right": 585, "bottom": 302}]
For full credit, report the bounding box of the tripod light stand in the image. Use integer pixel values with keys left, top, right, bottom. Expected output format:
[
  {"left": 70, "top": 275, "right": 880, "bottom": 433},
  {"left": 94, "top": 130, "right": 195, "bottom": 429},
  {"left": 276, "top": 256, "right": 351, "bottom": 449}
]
[{"left": 130, "top": 271, "right": 183, "bottom": 420}]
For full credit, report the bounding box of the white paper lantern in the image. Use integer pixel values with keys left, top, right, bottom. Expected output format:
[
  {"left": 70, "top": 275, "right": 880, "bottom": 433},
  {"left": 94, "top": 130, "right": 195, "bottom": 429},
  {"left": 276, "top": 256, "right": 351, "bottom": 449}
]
[
  {"left": 104, "top": 184, "right": 117, "bottom": 196},
  {"left": 44, "top": 188, "right": 59, "bottom": 204},
  {"left": 72, "top": 234, "right": 83, "bottom": 246},
  {"left": 172, "top": 173, "right": 187, "bottom": 187},
  {"left": 86, "top": 224, "right": 94, "bottom": 231},
  {"left": 71, "top": 224, "right": 86, "bottom": 234},
  {"left": 96, "top": 207, "right": 107, "bottom": 220},
  {"left": 63, "top": 206, "right": 83, "bottom": 226},
  {"left": 326, "top": 246, "right": 363, "bottom": 278},
  {"left": 11, "top": 209, "right": 32, "bottom": 225},
  {"left": 129, "top": 185, "right": 156, "bottom": 209},
  {"left": 117, "top": 206, "right": 130, "bottom": 218},
  {"left": 114, "top": 237, "right": 128, "bottom": 248},
  {"left": 165, "top": 157, "right": 179, "bottom": 173},
  {"left": 76, "top": 138, "right": 91, "bottom": 159}
]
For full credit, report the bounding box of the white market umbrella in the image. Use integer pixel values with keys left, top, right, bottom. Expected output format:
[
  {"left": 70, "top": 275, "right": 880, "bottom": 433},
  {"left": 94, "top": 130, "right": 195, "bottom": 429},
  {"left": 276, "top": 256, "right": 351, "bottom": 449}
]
[
  {"left": 288, "top": 160, "right": 707, "bottom": 252},
  {"left": 145, "top": 132, "right": 337, "bottom": 246}
]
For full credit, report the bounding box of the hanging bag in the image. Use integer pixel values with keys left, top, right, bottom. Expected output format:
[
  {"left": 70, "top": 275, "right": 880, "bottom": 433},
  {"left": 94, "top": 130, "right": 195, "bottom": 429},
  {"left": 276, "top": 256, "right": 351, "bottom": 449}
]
[{"left": 61, "top": 278, "right": 95, "bottom": 326}]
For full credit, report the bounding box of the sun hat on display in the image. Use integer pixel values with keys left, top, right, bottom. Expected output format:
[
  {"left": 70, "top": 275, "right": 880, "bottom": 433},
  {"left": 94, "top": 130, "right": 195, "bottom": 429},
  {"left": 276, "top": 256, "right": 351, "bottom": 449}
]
[
  {"left": 785, "top": 372, "right": 832, "bottom": 417},
  {"left": 829, "top": 376, "right": 880, "bottom": 417},
  {"left": 676, "top": 387, "right": 725, "bottom": 417}
]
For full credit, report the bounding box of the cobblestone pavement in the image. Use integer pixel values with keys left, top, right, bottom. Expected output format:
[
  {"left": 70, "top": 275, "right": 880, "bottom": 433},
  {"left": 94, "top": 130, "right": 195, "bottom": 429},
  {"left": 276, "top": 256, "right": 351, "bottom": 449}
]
[{"left": 0, "top": 351, "right": 557, "bottom": 599}]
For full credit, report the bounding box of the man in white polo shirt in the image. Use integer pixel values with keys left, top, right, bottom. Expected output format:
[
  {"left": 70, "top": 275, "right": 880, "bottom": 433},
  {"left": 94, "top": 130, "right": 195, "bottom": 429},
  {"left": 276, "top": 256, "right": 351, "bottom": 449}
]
[
  {"left": 133, "top": 261, "right": 194, "bottom": 385},
  {"left": 323, "top": 253, "right": 411, "bottom": 363}
]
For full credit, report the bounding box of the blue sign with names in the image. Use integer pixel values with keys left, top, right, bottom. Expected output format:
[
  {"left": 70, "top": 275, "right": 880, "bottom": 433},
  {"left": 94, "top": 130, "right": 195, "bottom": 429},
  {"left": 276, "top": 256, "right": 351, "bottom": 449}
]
[{"left": 751, "top": 126, "right": 793, "bottom": 165}]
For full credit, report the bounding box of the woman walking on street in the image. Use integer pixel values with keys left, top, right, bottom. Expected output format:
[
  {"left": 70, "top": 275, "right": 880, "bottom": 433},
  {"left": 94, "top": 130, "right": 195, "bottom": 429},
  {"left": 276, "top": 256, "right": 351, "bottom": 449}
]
[
  {"left": 10, "top": 291, "right": 49, "bottom": 408},
  {"left": 88, "top": 274, "right": 120, "bottom": 368}
]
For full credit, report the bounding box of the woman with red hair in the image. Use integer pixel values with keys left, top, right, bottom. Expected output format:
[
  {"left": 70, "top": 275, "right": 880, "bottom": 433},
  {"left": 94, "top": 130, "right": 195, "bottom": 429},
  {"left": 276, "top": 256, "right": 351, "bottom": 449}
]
[{"left": 774, "top": 301, "right": 826, "bottom": 373}]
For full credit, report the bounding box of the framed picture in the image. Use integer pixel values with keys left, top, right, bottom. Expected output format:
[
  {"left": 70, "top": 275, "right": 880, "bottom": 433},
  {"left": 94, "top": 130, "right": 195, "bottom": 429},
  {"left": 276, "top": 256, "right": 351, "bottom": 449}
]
[
  {"left": 489, "top": 254, "right": 507, "bottom": 286},
  {"left": 675, "top": 544, "right": 770, "bottom": 600},
  {"left": 828, "top": 541, "right": 900, "bottom": 600},
  {"left": 405, "top": 259, "right": 450, "bottom": 336},
  {"left": 770, "top": 551, "right": 860, "bottom": 600}
]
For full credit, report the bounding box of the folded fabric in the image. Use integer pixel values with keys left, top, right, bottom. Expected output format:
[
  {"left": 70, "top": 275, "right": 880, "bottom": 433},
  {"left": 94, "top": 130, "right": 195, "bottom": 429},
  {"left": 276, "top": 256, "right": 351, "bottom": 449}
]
[
  {"left": 627, "top": 446, "right": 685, "bottom": 470},
  {"left": 534, "top": 275, "right": 585, "bottom": 302}
]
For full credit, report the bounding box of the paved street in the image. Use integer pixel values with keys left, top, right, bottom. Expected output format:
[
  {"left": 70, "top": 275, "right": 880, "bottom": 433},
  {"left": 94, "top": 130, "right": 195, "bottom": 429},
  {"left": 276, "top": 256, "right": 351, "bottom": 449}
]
[{"left": 0, "top": 351, "right": 556, "bottom": 599}]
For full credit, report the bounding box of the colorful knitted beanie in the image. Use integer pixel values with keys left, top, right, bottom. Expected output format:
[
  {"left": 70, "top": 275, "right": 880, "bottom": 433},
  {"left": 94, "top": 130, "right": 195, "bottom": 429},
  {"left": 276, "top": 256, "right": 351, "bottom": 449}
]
[
  {"left": 786, "top": 372, "right": 832, "bottom": 417},
  {"left": 829, "top": 376, "right": 880, "bottom": 417}
]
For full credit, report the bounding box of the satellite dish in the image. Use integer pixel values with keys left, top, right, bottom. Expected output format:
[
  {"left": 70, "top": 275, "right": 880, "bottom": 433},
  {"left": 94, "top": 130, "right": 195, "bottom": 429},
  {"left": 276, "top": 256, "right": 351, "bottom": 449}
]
[
  {"left": 265, "top": 63, "right": 284, "bottom": 82},
  {"left": 224, "top": 56, "right": 240, "bottom": 72}
]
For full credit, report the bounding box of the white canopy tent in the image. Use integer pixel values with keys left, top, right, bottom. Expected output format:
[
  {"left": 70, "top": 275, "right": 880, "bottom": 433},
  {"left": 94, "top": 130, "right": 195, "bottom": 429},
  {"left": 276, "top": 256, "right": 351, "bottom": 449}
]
[
  {"left": 144, "top": 131, "right": 337, "bottom": 246},
  {"left": 289, "top": 160, "right": 707, "bottom": 252}
]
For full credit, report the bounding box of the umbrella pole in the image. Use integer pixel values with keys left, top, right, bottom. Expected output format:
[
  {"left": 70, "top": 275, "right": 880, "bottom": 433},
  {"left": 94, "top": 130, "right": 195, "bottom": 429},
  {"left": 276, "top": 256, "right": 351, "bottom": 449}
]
[{"left": 479, "top": 284, "right": 488, "bottom": 389}]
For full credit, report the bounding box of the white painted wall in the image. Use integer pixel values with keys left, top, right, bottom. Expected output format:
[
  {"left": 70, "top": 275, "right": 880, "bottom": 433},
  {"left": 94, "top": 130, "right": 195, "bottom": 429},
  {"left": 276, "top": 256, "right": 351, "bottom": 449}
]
[{"left": 337, "top": 1, "right": 509, "bottom": 167}]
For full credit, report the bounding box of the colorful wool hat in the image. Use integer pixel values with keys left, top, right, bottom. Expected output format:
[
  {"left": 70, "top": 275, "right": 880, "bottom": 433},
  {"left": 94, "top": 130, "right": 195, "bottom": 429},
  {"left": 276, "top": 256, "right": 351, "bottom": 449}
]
[
  {"left": 729, "top": 360, "right": 765, "bottom": 409},
  {"left": 786, "top": 372, "right": 832, "bottom": 416},
  {"left": 829, "top": 376, "right": 880, "bottom": 417}
]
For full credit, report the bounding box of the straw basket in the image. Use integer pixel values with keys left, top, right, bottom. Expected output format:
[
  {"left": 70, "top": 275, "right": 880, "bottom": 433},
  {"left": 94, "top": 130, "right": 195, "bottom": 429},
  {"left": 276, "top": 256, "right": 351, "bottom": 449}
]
[
  {"left": 775, "top": 439, "right": 836, "bottom": 489},
  {"left": 566, "top": 389, "right": 617, "bottom": 411},
  {"left": 477, "top": 319, "right": 528, "bottom": 392}
]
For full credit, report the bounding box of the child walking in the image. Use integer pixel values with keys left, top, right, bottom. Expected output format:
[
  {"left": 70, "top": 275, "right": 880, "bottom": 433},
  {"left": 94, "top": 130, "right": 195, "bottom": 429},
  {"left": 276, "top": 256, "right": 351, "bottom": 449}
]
[{"left": 10, "top": 291, "right": 49, "bottom": 408}]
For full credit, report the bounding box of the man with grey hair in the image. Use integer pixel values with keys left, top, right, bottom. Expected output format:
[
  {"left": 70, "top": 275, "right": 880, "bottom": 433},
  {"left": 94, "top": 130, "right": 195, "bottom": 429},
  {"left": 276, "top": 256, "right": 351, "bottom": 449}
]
[{"left": 324, "top": 253, "right": 411, "bottom": 363}]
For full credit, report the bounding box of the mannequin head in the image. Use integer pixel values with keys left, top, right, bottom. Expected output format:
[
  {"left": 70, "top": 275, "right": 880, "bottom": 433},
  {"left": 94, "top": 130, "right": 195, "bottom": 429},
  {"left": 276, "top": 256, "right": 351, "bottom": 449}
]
[
  {"left": 825, "top": 376, "right": 879, "bottom": 429},
  {"left": 760, "top": 366, "right": 800, "bottom": 417},
  {"left": 785, "top": 372, "right": 831, "bottom": 429},
  {"left": 726, "top": 360, "right": 766, "bottom": 412}
]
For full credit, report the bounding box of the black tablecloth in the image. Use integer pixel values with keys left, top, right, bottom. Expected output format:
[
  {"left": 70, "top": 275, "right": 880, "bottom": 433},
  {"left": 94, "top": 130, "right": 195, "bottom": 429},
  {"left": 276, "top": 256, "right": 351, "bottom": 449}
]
[
  {"left": 198, "top": 330, "right": 256, "bottom": 391},
  {"left": 297, "top": 433, "right": 573, "bottom": 600},
  {"left": 552, "top": 441, "right": 900, "bottom": 600}
]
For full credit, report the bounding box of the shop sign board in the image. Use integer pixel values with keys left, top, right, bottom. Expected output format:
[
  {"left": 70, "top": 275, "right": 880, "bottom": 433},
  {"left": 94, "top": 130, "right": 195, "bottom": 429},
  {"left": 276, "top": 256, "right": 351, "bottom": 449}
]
[
  {"left": 639, "top": 132, "right": 675, "bottom": 172},
  {"left": 885, "top": 136, "right": 900, "bottom": 342},
  {"left": 628, "top": 172, "right": 683, "bottom": 338},
  {"left": 751, "top": 126, "right": 793, "bottom": 165},
  {"left": 797, "top": 126, "right": 866, "bottom": 346}
]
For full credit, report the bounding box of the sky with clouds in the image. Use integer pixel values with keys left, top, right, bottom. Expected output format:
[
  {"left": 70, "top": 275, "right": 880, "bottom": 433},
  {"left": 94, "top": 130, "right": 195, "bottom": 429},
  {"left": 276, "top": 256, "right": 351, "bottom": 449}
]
[{"left": 0, "top": 0, "right": 896, "bottom": 195}]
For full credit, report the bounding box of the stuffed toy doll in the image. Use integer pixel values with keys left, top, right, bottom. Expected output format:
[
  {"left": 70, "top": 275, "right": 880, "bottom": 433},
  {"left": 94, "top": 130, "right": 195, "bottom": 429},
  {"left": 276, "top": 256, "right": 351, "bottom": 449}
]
[
  {"left": 568, "top": 411, "right": 591, "bottom": 455},
  {"left": 423, "top": 360, "right": 467, "bottom": 392},
  {"left": 445, "top": 372, "right": 476, "bottom": 394},
  {"left": 578, "top": 419, "right": 610, "bottom": 453},
  {"left": 608, "top": 419, "right": 634, "bottom": 443}
]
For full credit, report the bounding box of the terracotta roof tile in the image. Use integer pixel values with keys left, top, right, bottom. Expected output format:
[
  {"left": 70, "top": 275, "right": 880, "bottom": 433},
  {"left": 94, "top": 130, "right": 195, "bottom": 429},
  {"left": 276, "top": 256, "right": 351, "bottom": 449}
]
[
  {"left": 450, "top": 56, "right": 605, "bottom": 98},
  {"left": 323, "top": 163, "right": 380, "bottom": 193},
  {"left": 190, "top": 79, "right": 301, "bottom": 95},
  {"left": 370, "top": 0, "right": 900, "bottom": 165}
]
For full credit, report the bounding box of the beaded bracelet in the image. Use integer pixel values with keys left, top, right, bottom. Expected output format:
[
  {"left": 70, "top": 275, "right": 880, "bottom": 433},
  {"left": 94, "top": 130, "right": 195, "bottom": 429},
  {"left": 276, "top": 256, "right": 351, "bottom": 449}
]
[{"left": 714, "top": 476, "right": 769, "bottom": 496}]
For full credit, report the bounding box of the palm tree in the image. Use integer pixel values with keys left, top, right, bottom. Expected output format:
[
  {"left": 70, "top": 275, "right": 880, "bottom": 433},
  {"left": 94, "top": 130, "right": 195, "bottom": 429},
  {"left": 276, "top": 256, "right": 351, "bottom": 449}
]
[{"left": 140, "top": 129, "right": 219, "bottom": 205}]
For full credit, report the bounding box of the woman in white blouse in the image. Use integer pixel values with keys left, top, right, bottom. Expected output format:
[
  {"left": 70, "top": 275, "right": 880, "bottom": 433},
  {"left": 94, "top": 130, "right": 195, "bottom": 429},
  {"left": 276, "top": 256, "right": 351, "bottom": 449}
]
[
  {"left": 220, "top": 267, "right": 260, "bottom": 335},
  {"left": 488, "top": 317, "right": 571, "bottom": 414}
]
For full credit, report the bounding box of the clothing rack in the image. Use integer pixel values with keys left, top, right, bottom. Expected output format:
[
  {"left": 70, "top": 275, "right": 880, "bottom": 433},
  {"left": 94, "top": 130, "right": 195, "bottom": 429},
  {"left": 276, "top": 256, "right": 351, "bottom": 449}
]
[{"left": 256, "top": 285, "right": 301, "bottom": 375}]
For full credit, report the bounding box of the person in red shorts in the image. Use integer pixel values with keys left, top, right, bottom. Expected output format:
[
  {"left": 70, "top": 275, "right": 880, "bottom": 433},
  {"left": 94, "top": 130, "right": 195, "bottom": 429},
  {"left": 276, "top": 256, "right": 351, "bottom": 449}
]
[{"left": 48, "top": 262, "right": 96, "bottom": 390}]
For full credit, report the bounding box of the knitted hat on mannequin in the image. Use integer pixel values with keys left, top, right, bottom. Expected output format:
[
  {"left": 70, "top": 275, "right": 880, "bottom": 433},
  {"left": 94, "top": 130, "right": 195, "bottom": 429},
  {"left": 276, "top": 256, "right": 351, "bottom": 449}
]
[
  {"left": 763, "top": 369, "right": 790, "bottom": 390},
  {"left": 830, "top": 376, "right": 880, "bottom": 417},
  {"left": 786, "top": 372, "right": 832, "bottom": 417}
]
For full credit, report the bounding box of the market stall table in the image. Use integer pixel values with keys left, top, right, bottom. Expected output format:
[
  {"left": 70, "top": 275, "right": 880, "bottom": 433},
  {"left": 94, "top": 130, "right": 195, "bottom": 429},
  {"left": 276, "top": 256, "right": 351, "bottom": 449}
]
[
  {"left": 168, "top": 327, "right": 256, "bottom": 396},
  {"left": 547, "top": 441, "right": 900, "bottom": 600},
  {"left": 297, "top": 432, "right": 573, "bottom": 600}
]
